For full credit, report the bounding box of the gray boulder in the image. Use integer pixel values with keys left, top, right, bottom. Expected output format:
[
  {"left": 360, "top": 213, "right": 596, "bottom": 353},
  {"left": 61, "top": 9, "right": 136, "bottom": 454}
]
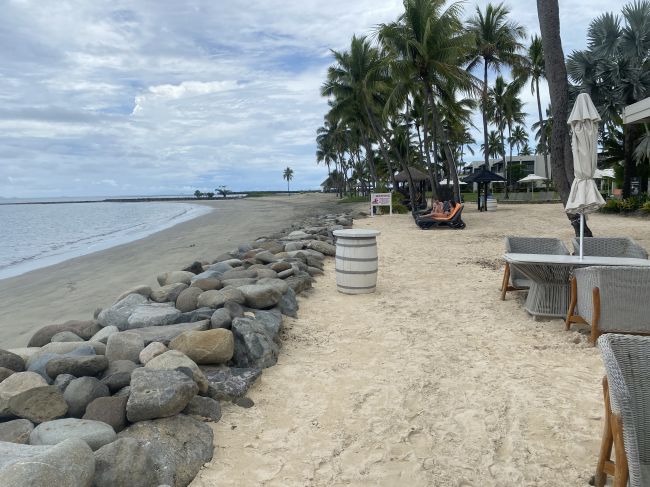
[
  {"left": 45, "top": 355, "right": 108, "bottom": 379},
  {"left": 101, "top": 360, "right": 138, "bottom": 392},
  {"left": 50, "top": 331, "right": 83, "bottom": 342},
  {"left": 210, "top": 308, "right": 232, "bottom": 329},
  {"left": 93, "top": 437, "right": 157, "bottom": 487},
  {"left": 174, "top": 287, "right": 203, "bottom": 312},
  {"left": 224, "top": 301, "right": 245, "bottom": 318},
  {"left": 253, "top": 250, "right": 277, "bottom": 264},
  {"left": 189, "top": 277, "right": 222, "bottom": 290},
  {"left": 127, "top": 369, "right": 198, "bottom": 422},
  {"left": 182, "top": 396, "right": 222, "bottom": 422},
  {"left": 8, "top": 386, "right": 68, "bottom": 423},
  {"left": 256, "top": 277, "right": 290, "bottom": 295},
  {"left": 118, "top": 415, "right": 214, "bottom": 487},
  {"left": 128, "top": 320, "right": 210, "bottom": 346},
  {"left": 220, "top": 277, "right": 257, "bottom": 288},
  {"left": 238, "top": 284, "right": 283, "bottom": 309},
  {"left": 248, "top": 309, "right": 283, "bottom": 340},
  {"left": 126, "top": 304, "right": 181, "bottom": 329},
  {"left": 53, "top": 374, "right": 75, "bottom": 393},
  {"left": 0, "top": 372, "right": 48, "bottom": 416},
  {"left": 0, "top": 438, "right": 94, "bottom": 487},
  {"left": 169, "top": 329, "right": 234, "bottom": 365},
  {"left": 156, "top": 271, "right": 195, "bottom": 286},
  {"left": 115, "top": 285, "right": 152, "bottom": 303},
  {"left": 27, "top": 320, "right": 101, "bottom": 347},
  {"left": 38, "top": 342, "right": 104, "bottom": 356},
  {"left": 0, "top": 367, "right": 14, "bottom": 383},
  {"left": 63, "top": 377, "right": 109, "bottom": 418},
  {"left": 150, "top": 283, "right": 188, "bottom": 304},
  {"left": 279, "top": 288, "right": 299, "bottom": 317},
  {"left": 30, "top": 418, "right": 116, "bottom": 451},
  {"left": 308, "top": 240, "right": 336, "bottom": 256},
  {"left": 174, "top": 307, "right": 214, "bottom": 324},
  {"left": 0, "top": 419, "right": 33, "bottom": 444},
  {"left": 271, "top": 261, "right": 292, "bottom": 272},
  {"left": 105, "top": 332, "right": 144, "bottom": 363},
  {"left": 190, "top": 270, "right": 223, "bottom": 282},
  {"left": 97, "top": 294, "right": 148, "bottom": 330},
  {"left": 145, "top": 351, "right": 208, "bottom": 393},
  {"left": 139, "top": 342, "right": 167, "bottom": 364},
  {"left": 0, "top": 349, "right": 25, "bottom": 372},
  {"left": 220, "top": 268, "right": 257, "bottom": 280},
  {"left": 202, "top": 366, "right": 262, "bottom": 401},
  {"left": 231, "top": 317, "right": 279, "bottom": 369},
  {"left": 89, "top": 325, "right": 119, "bottom": 344},
  {"left": 285, "top": 272, "right": 313, "bottom": 294},
  {"left": 284, "top": 242, "right": 304, "bottom": 252},
  {"left": 197, "top": 288, "right": 245, "bottom": 309},
  {"left": 83, "top": 395, "right": 128, "bottom": 432}
]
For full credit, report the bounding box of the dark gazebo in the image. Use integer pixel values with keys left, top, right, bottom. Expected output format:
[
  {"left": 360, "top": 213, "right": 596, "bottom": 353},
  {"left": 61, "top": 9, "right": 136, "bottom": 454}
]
[
  {"left": 463, "top": 167, "right": 506, "bottom": 212},
  {"left": 393, "top": 166, "right": 428, "bottom": 183}
]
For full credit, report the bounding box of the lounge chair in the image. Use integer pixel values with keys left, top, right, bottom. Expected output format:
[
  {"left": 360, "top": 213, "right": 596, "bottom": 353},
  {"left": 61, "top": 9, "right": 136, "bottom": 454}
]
[
  {"left": 415, "top": 204, "right": 465, "bottom": 229},
  {"left": 571, "top": 237, "right": 648, "bottom": 259},
  {"left": 566, "top": 266, "right": 650, "bottom": 344},
  {"left": 594, "top": 334, "right": 650, "bottom": 487},
  {"left": 500, "top": 237, "right": 569, "bottom": 300}
]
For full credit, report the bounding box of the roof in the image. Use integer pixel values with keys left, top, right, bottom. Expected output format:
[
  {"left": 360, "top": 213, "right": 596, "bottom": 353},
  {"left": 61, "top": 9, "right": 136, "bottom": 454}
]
[
  {"left": 394, "top": 166, "right": 429, "bottom": 182},
  {"left": 462, "top": 167, "right": 506, "bottom": 183}
]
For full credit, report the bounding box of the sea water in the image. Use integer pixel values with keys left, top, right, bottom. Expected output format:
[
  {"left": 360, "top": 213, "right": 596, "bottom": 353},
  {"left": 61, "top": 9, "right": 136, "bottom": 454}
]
[{"left": 0, "top": 201, "right": 212, "bottom": 280}]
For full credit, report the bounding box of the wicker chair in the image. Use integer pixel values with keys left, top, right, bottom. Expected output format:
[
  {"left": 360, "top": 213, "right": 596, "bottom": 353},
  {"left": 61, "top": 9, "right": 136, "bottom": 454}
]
[
  {"left": 566, "top": 266, "right": 650, "bottom": 344},
  {"left": 594, "top": 334, "right": 650, "bottom": 487},
  {"left": 571, "top": 237, "right": 648, "bottom": 259},
  {"left": 500, "top": 237, "right": 569, "bottom": 300}
]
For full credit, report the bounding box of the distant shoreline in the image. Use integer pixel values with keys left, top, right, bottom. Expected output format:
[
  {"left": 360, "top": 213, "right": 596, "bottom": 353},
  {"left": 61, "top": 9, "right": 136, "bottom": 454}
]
[{"left": 0, "top": 196, "right": 246, "bottom": 206}]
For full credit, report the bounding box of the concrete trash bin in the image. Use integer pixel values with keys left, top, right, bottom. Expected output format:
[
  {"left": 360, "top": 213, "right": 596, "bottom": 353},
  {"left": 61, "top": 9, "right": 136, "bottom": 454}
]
[{"left": 333, "top": 229, "right": 381, "bottom": 294}]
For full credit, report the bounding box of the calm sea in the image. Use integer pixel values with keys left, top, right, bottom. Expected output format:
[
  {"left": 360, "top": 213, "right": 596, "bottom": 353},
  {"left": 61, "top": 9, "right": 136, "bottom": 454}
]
[{"left": 0, "top": 201, "right": 212, "bottom": 280}]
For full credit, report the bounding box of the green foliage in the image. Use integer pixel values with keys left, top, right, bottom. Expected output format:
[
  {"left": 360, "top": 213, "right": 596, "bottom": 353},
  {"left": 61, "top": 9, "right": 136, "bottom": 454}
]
[
  {"left": 600, "top": 199, "right": 622, "bottom": 213},
  {"left": 193, "top": 190, "right": 203, "bottom": 199},
  {"left": 620, "top": 198, "right": 638, "bottom": 213},
  {"left": 641, "top": 201, "right": 650, "bottom": 214}
]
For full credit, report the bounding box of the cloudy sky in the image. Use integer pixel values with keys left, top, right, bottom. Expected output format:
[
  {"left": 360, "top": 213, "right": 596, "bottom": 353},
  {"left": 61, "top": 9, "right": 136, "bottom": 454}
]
[{"left": 0, "top": 0, "right": 616, "bottom": 197}]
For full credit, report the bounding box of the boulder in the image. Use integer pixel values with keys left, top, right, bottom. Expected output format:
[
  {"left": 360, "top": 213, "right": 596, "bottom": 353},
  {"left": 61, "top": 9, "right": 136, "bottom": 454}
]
[
  {"left": 197, "top": 288, "right": 245, "bottom": 309},
  {"left": 0, "top": 349, "right": 25, "bottom": 372},
  {"left": 63, "top": 377, "right": 109, "bottom": 418},
  {"left": 307, "top": 266, "right": 324, "bottom": 276},
  {"left": 38, "top": 342, "right": 104, "bottom": 356},
  {"left": 174, "top": 287, "right": 203, "bottom": 312},
  {"left": 256, "top": 268, "right": 278, "bottom": 279},
  {"left": 308, "top": 240, "right": 336, "bottom": 256},
  {"left": 284, "top": 242, "right": 304, "bottom": 252},
  {"left": 0, "top": 372, "right": 48, "bottom": 416},
  {"left": 126, "top": 369, "right": 198, "bottom": 422},
  {"left": 100, "top": 360, "right": 138, "bottom": 392},
  {"left": 257, "top": 241, "right": 285, "bottom": 254},
  {"left": 169, "top": 329, "right": 234, "bottom": 365},
  {"left": 0, "top": 438, "right": 94, "bottom": 487},
  {"left": 156, "top": 271, "right": 195, "bottom": 286},
  {"left": 53, "top": 374, "right": 75, "bottom": 392},
  {"left": 224, "top": 301, "right": 245, "bottom": 318},
  {"left": 113, "top": 386, "right": 130, "bottom": 398},
  {"left": 201, "top": 366, "right": 262, "bottom": 401},
  {"left": 253, "top": 250, "right": 277, "bottom": 264},
  {"left": 0, "top": 419, "right": 34, "bottom": 444},
  {"left": 285, "top": 230, "right": 311, "bottom": 241},
  {"left": 105, "top": 332, "right": 144, "bottom": 363},
  {"left": 174, "top": 307, "right": 215, "bottom": 324},
  {"left": 220, "top": 277, "right": 257, "bottom": 288},
  {"left": 118, "top": 415, "right": 214, "bottom": 487},
  {"left": 145, "top": 351, "right": 208, "bottom": 393},
  {"left": 93, "top": 437, "right": 157, "bottom": 487},
  {"left": 277, "top": 268, "right": 294, "bottom": 279},
  {"left": 115, "top": 285, "right": 153, "bottom": 303},
  {"left": 190, "top": 269, "right": 223, "bottom": 282},
  {"left": 285, "top": 272, "right": 313, "bottom": 294},
  {"left": 182, "top": 396, "right": 222, "bottom": 422},
  {"left": 0, "top": 368, "right": 14, "bottom": 383},
  {"left": 30, "top": 418, "right": 117, "bottom": 451},
  {"left": 50, "top": 331, "right": 83, "bottom": 342},
  {"left": 128, "top": 320, "right": 210, "bottom": 346},
  {"left": 190, "top": 278, "right": 222, "bottom": 291},
  {"left": 150, "top": 283, "right": 188, "bottom": 304},
  {"left": 231, "top": 317, "right": 279, "bottom": 369},
  {"left": 271, "top": 261, "right": 292, "bottom": 272},
  {"left": 279, "top": 288, "right": 299, "bottom": 318},
  {"left": 45, "top": 355, "right": 108, "bottom": 379},
  {"left": 89, "top": 325, "right": 119, "bottom": 344},
  {"left": 139, "top": 342, "right": 167, "bottom": 365},
  {"left": 126, "top": 303, "right": 182, "bottom": 329},
  {"left": 210, "top": 308, "right": 232, "bottom": 329},
  {"left": 182, "top": 261, "right": 204, "bottom": 274},
  {"left": 27, "top": 320, "right": 101, "bottom": 347},
  {"left": 238, "top": 283, "right": 283, "bottom": 309},
  {"left": 8, "top": 386, "right": 68, "bottom": 423},
  {"left": 221, "top": 268, "right": 257, "bottom": 280},
  {"left": 256, "top": 277, "right": 290, "bottom": 295},
  {"left": 248, "top": 309, "right": 283, "bottom": 340},
  {"left": 97, "top": 294, "right": 148, "bottom": 330},
  {"left": 83, "top": 395, "right": 128, "bottom": 432}
]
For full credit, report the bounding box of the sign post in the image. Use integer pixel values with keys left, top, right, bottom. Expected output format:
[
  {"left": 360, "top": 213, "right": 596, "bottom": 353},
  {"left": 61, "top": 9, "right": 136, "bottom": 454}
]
[{"left": 370, "top": 193, "right": 392, "bottom": 217}]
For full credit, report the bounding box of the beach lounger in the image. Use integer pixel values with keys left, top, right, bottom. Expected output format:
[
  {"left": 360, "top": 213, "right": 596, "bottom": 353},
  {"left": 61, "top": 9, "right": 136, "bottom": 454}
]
[
  {"left": 570, "top": 237, "right": 648, "bottom": 259},
  {"left": 414, "top": 204, "right": 465, "bottom": 230}
]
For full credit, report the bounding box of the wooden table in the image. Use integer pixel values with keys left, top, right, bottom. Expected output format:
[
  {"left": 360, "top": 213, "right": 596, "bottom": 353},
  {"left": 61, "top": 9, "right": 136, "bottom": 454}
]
[{"left": 503, "top": 253, "right": 650, "bottom": 318}]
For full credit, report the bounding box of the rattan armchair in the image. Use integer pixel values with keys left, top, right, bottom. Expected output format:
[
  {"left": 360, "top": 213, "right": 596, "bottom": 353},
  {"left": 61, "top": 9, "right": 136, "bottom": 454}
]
[
  {"left": 566, "top": 266, "right": 650, "bottom": 344},
  {"left": 571, "top": 237, "right": 648, "bottom": 259},
  {"left": 594, "top": 334, "right": 650, "bottom": 487},
  {"left": 500, "top": 237, "right": 569, "bottom": 300}
]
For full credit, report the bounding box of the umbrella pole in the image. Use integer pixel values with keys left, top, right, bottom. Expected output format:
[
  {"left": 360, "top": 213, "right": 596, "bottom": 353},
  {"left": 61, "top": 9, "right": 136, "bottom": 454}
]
[{"left": 580, "top": 214, "right": 584, "bottom": 260}]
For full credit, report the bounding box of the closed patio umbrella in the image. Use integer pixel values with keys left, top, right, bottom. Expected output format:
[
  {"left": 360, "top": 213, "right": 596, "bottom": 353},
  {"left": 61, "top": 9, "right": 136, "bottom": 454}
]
[
  {"left": 518, "top": 174, "right": 547, "bottom": 200},
  {"left": 565, "top": 93, "right": 605, "bottom": 259}
]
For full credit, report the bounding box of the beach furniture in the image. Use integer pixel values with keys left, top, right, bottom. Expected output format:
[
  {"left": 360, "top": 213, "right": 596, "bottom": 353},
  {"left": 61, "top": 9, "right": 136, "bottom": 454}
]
[
  {"left": 414, "top": 204, "right": 465, "bottom": 229},
  {"left": 566, "top": 266, "right": 650, "bottom": 344},
  {"left": 500, "top": 237, "right": 569, "bottom": 301},
  {"left": 503, "top": 255, "right": 650, "bottom": 318},
  {"left": 333, "top": 229, "right": 380, "bottom": 294},
  {"left": 570, "top": 237, "right": 648, "bottom": 259},
  {"left": 595, "top": 334, "right": 650, "bottom": 487}
]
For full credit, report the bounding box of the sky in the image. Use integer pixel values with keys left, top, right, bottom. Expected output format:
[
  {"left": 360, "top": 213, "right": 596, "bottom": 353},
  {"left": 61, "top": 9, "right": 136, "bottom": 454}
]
[{"left": 0, "top": 0, "right": 618, "bottom": 198}]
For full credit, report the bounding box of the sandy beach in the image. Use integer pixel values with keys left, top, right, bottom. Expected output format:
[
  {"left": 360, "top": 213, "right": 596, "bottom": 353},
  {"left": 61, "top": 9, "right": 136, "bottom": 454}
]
[
  {"left": 185, "top": 203, "right": 649, "bottom": 487},
  {"left": 0, "top": 193, "right": 350, "bottom": 348}
]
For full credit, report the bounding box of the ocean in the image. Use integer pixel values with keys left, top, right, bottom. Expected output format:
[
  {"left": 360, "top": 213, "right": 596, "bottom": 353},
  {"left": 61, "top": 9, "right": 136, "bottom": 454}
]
[{"left": 0, "top": 201, "right": 212, "bottom": 280}]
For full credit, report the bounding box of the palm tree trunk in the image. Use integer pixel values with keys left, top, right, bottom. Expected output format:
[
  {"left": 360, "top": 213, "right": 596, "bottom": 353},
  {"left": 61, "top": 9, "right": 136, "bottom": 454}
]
[
  {"left": 482, "top": 61, "right": 490, "bottom": 168},
  {"left": 428, "top": 92, "right": 461, "bottom": 202},
  {"left": 364, "top": 106, "right": 395, "bottom": 188},
  {"left": 535, "top": 78, "right": 551, "bottom": 196},
  {"left": 501, "top": 126, "right": 509, "bottom": 199},
  {"left": 623, "top": 124, "right": 638, "bottom": 198},
  {"left": 361, "top": 135, "right": 377, "bottom": 190}
]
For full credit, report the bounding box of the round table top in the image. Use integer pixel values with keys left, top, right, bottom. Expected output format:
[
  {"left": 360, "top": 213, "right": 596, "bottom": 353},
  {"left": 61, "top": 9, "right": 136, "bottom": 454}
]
[{"left": 333, "top": 229, "right": 381, "bottom": 238}]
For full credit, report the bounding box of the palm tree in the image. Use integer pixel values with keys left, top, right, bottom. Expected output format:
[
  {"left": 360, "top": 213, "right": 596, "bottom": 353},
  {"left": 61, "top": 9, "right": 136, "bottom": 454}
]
[
  {"left": 481, "top": 130, "right": 503, "bottom": 159},
  {"left": 193, "top": 190, "right": 203, "bottom": 199},
  {"left": 467, "top": 3, "right": 526, "bottom": 170},
  {"left": 509, "top": 125, "right": 528, "bottom": 155},
  {"left": 283, "top": 167, "right": 294, "bottom": 195},
  {"left": 215, "top": 186, "right": 230, "bottom": 199},
  {"left": 519, "top": 142, "right": 533, "bottom": 155}
]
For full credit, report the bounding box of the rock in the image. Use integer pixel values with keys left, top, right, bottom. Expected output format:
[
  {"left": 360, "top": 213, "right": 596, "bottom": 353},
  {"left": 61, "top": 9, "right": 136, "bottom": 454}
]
[
  {"left": 284, "top": 242, "right": 304, "bottom": 252},
  {"left": 257, "top": 277, "right": 290, "bottom": 295},
  {"left": 139, "top": 342, "right": 167, "bottom": 364},
  {"left": 8, "top": 386, "right": 68, "bottom": 423},
  {"left": 7, "top": 348, "right": 41, "bottom": 364},
  {"left": 156, "top": 271, "right": 195, "bottom": 286},
  {"left": 45, "top": 355, "right": 108, "bottom": 379},
  {"left": 89, "top": 325, "right": 119, "bottom": 344},
  {"left": 174, "top": 287, "right": 203, "bottom": 312},
  {"left": 285, "top": 272, "right": 313, "bottom": 294},
  {"left": 27, "top": 320, "right": 101, "bottom": 347},
  {"left": 174, "top": 307, "right": 214, "bottom": 324},
  {"left": 271, "top": 261, "right": 292, "bottom": 272},
  {"left": 279, "top": 288, "right": 299, "bottom": 318},
  {"left": 115, "top": 285, "right": 153, "bottom": 303},
  {"left": 231, "top": 317, "right": 279, "bottom": 369},
  {"left": 127, "top": 303, "right": 182, "bottom": 329},
  {"left": 0, "top": 372, "right": 48, "bottom": 416},
  {"left": 0, "top": 438, "right": 94, "bottom": 486},
  {"left": 105, "top": 332, "right": 144, "bottom": 363},
  {"left": 93, "top": 437, "right": 156, "bottom": 487},
  {"left": 0, "top": 367, "right": 14, "bottom": 383},
  {"left": 202, "top": 366, "right": 262, "bottom": 400},
  {"left": 182, "top": 261, "right": 204, "bottom": 275},
  {"left": 128, "top": 320, "right": 210, "bottom": 346},
  {"left": 190, "top": 278, "right": 222, "bottom": 291},
  {"left": 221, "top": 268, "right": 257, "bottom": 280},
  {"left": 169, "top": 329, "right": 234, "bottom": 365},
  {"left": 224, "top": 301, "right": 245, "bottom": 318},
  {"left": 253, "top": 250, "right": 277, "bottom": 264},
  {"left": 256, "top": 268, "right": 278, "bottom": 279},
  {"left": 83, "top": 396, "right": 128, "bottom": 432},
  {"left": 210, "top": 308, "right": 232, "bottom": 329},
  {"left": 277, "top": 268, "right": 294, "bottom": 279},
  {"left": 0, "top": 349, "right": 25, "bottom": 372},
  {"left": 150, "top": 283, "right": 188, "bottom": 304},
  {"left": 238, "top": 242, "right": 253, "bottom": 253},
  {"left": 285, "top": 230, "right": 310, "bottom": 240},
  {"left": 118, "top": 415, "right": 214, "bottom": 487},
  {"left": 307, "top": 266, "right": 324, "bottom": 276},
  {"left": 248, "top": 309, "right": 283, "bottom": 340},
  {"left": 63, "top": 377, "right": 109, "bottom": 418},
  {"left": 126, "top": 369, "right": 198, "bottom": 422},
  {"left": 50, "top": 331, "right": 83, "bottom": 342},
  {"left": 39, "top": 342, "right": 104, "bottom": 356},
  {"left": 97, "top": 294, "right": 148, "bottom": 330},
  {"left": 145, "top": 351, "right": 208, "bottom": 393},
  {"left": 238, "top": 283, "right": 283, "bottom": 309},
  {"left": 209, "top": 258, "right": 239, "bottom": 269},
  {"left": 220, "top": 277, "right": 257, "bottom": 288},
  {"left": 182, "top": 396, "right": 221, "bottom": 422},
  {"left": 0, "top": 419, "right": 33, "bottom": 444},
  {"left": 308, "top": 240, "right": 336, "bottom": 256},
  {"left": 100, "top": 360, "right": 138, "bottom": 392},
  {"left": 197, "top": 288, "right": 245, "bottom": 309},
  {"left": 113, "top": 386, "right": 130, "bottom": 398},
  {"left": 53, "top": 374, "right": 75, "bottom": 392},
  {"left": 30, "top": 418, "right": 117, "bottom": 451},
  {"left": 257, "top": 240, "right": 285, "bottom": 254},
  {"left": 234, "top": 397, "right": 255, "bottom": 408},
  {"left": 190, "top": 269, "right": 223, "bottom": 282}
]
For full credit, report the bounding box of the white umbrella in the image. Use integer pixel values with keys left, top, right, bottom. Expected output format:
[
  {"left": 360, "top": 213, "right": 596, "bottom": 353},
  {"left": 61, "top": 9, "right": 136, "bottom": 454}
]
[
  {"left": 565, "top": 93, "right": 605, "bottom": 259},
  {"left": 518, "top": 174, "right": 547, "bottom": 201},
  {"left": 439, "top": 178, "right": 467, "bottom": 185}
]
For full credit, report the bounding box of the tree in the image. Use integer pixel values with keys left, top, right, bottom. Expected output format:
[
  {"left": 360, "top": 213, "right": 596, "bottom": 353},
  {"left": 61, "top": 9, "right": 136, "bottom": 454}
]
[
  {"left": 205, "top": 192, "right": 214, "bottom": 199},
  {"left": 519, "top": 142, "right": 533, "bottom": 155},
  {"left": 481, "top": 130, "right": 503, "bottom": 159},
  {"left": 215, "top": 186, "right": 230, "bottom": 199},
  {"left": 509, "top": 125, "right": 528, "bottom": 156},
  {"left": 283, "top": 167, "right": 294, "bottom": 195},
  {"left": 193, "top": 190, "right": 203, "bottom": 199}
]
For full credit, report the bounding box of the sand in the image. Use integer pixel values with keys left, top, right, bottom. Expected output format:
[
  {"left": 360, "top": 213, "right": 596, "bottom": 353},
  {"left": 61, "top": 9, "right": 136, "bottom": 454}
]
[
  {"left": 188, "top": 203, "right": 650, "bottom": 487},
  {"left": 0, "top": 193, "right": 349, "bottom": 348}
]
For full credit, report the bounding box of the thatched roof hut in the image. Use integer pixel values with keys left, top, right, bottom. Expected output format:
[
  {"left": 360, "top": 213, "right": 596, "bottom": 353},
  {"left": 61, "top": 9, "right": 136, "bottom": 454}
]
[{"left": 394, "top": 167, "right": 428, "bottom": 182}]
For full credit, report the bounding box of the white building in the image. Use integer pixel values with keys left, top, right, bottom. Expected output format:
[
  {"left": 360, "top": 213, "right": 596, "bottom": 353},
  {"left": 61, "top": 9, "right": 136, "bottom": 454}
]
[{"left": 464, "top": 154, "right": 551, "bottom": 186}]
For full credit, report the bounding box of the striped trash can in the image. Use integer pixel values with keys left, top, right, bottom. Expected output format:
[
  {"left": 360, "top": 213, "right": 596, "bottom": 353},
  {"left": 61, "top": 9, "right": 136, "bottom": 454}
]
[{"left": 333, "top": 229, "right": 381, "bottom": 294}]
